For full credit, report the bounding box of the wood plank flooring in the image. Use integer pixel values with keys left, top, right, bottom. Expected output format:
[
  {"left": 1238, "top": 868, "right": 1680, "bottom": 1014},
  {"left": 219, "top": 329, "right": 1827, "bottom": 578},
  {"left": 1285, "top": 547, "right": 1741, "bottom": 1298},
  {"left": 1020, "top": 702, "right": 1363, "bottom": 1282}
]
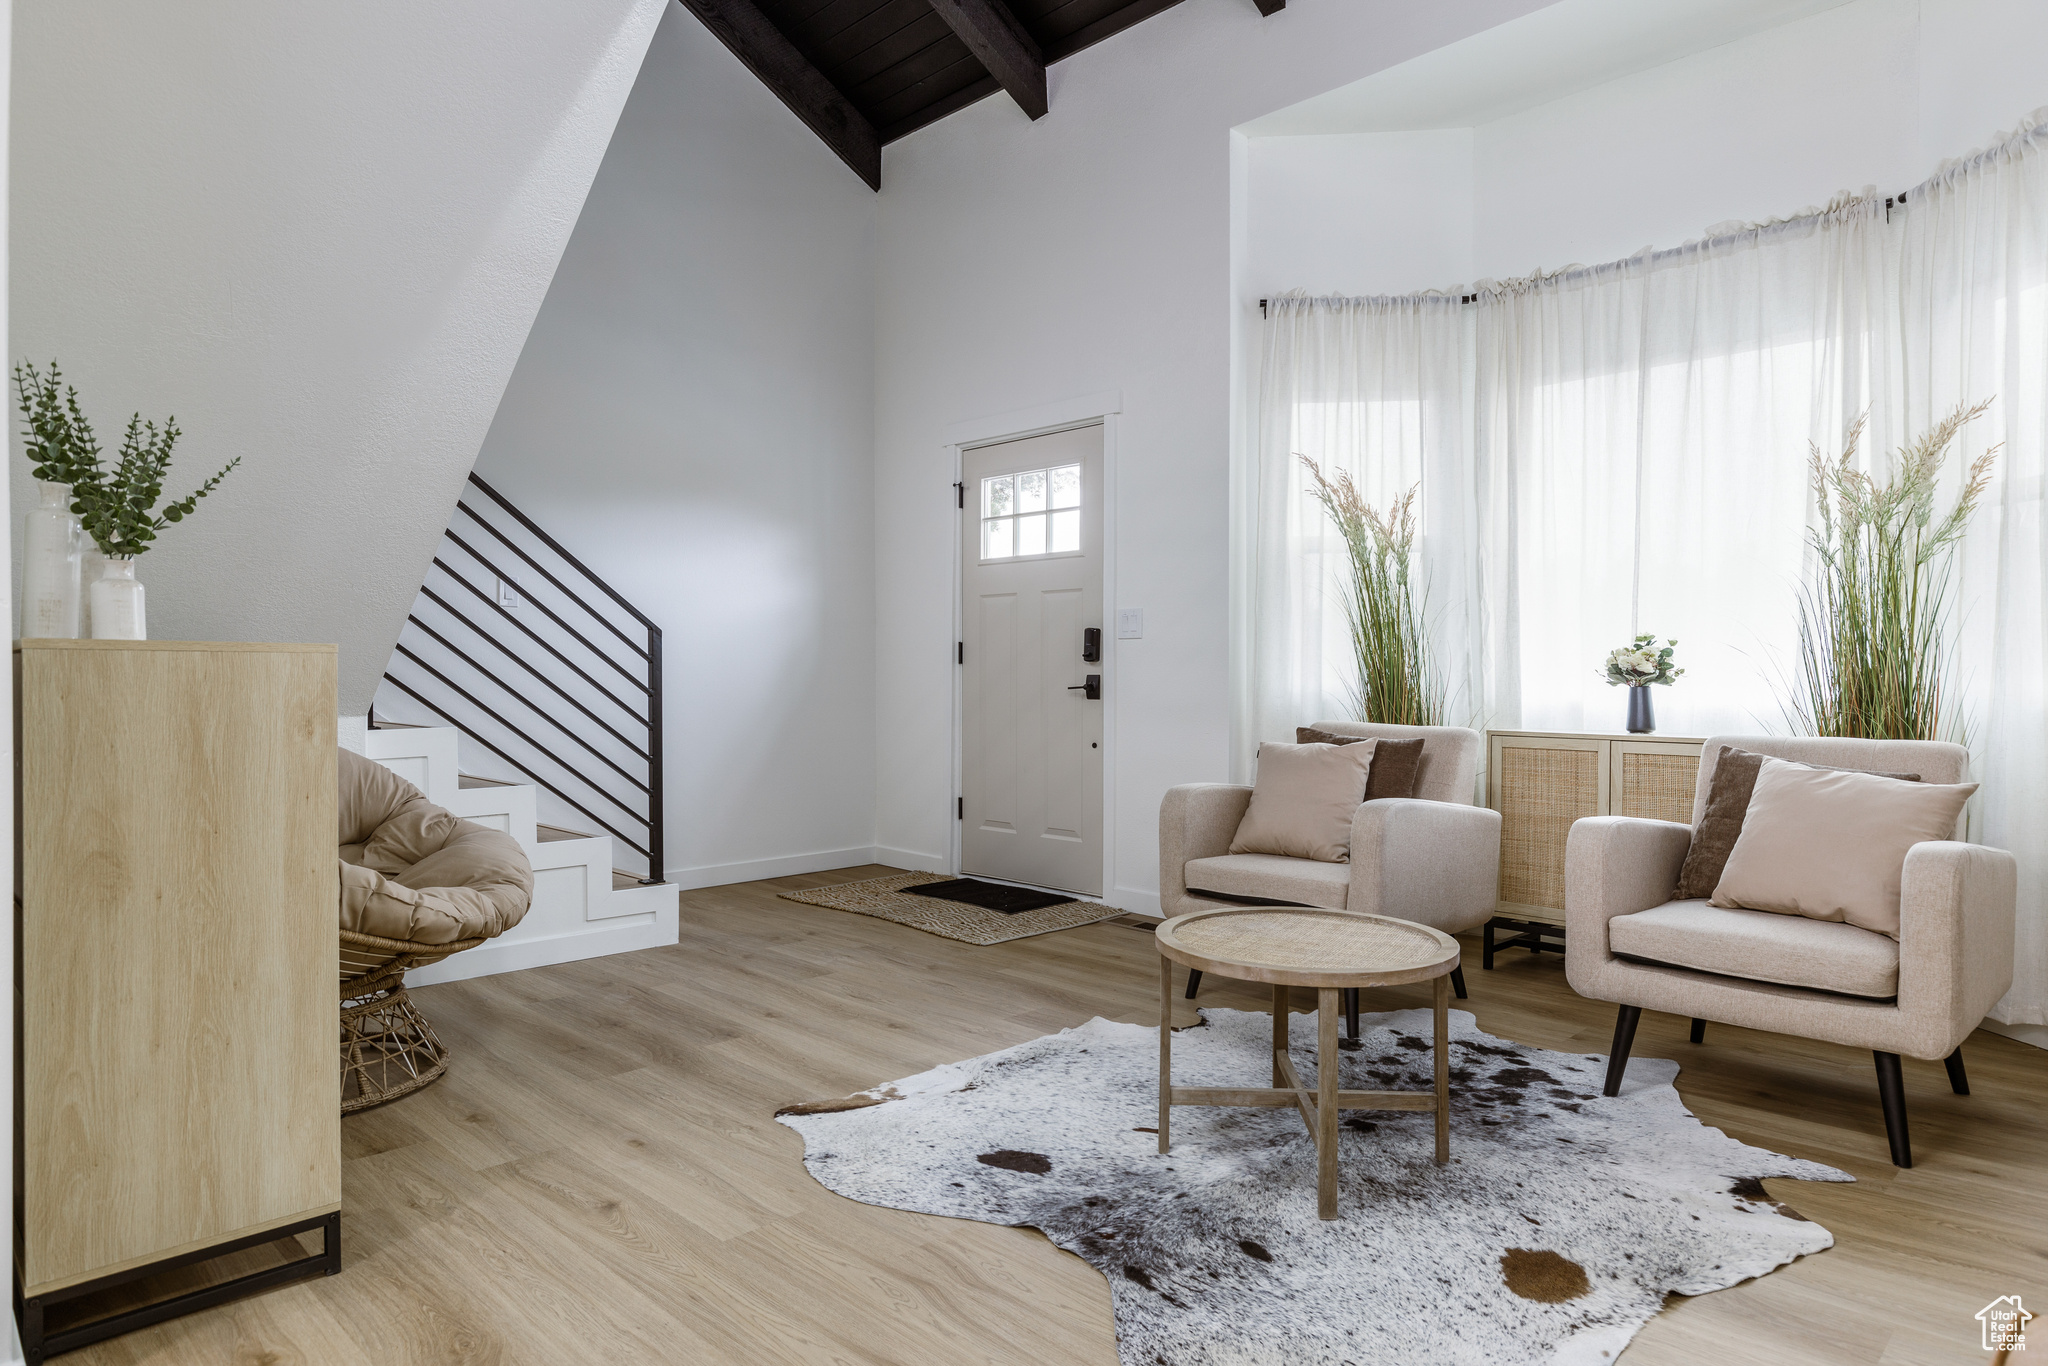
[{"left": 64, "top": 865, "right": 2048, "bottom": 1364}]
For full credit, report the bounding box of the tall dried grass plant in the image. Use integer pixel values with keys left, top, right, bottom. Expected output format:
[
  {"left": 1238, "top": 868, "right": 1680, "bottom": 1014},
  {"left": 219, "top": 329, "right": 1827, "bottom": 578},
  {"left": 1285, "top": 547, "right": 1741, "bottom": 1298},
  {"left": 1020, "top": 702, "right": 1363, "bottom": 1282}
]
[
  {"left": 1792, "top": 401, "right": 2000, "bottom": 742},
  {"left": 1300, "top": 456, "right": 1444, "bottom": 726}
]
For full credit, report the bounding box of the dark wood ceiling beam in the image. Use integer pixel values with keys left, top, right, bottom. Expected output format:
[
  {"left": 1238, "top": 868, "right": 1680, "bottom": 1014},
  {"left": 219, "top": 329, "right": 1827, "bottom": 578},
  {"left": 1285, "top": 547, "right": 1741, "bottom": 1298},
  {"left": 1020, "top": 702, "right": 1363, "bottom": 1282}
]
[
  {"left": 925, "top": 0, "right": 1047, "bottom": 120},
  {"left": 1254, "top": 0, "right": 1285, "bottom": 14},
  {"left": 677, "top": 0, "right": 883, "bottom": 189}
]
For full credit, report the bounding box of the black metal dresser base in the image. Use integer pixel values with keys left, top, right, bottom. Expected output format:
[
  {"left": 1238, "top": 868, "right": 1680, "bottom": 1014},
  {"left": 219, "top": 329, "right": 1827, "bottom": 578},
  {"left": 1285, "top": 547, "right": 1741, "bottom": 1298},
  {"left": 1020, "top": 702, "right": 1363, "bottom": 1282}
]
[
  {"left": 18, "top": 1210, "right": 339, "bottom": 1364},
  {"left": 1482, "top": 915, "right": 1566, "bottom": 967}
]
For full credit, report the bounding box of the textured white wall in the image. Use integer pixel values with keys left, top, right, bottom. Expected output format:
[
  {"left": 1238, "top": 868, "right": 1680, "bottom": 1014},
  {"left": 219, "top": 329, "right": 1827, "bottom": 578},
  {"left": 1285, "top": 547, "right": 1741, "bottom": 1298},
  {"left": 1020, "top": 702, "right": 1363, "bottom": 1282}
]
[
  {"left": 1243, "top": 131, "right": 1474, "bottom": 299},
  {"left": 871, "top": 0, "right": 1546, "bottom": 911},
  {"left": 9, "top": 0, "right": 666, "bottom": 712},
  {"left": 467, "top": 7, "right": 879, "bottom": 886},
  {"left": 1247, "top": 0, "right": 2048, "bottom": 294},
  {"left": 880, "top": 0, "right": 2048, "bottom": 915}
]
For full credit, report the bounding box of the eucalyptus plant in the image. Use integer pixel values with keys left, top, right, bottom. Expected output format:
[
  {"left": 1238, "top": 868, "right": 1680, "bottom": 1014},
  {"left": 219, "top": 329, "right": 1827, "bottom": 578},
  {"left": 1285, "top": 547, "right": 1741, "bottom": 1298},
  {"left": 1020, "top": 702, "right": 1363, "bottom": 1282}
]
[
  {"left": 13, "top": 357, "right": 240, "bottom": 558},
  {"left": 1300, "top": 455, "right": 1444, "bottom": 726},
  {"left": 13, "top": 360, "right": 102, "bottom": 489},
  {"left": 1790, "top": 401, "right": 1999, "bottom": 742}
]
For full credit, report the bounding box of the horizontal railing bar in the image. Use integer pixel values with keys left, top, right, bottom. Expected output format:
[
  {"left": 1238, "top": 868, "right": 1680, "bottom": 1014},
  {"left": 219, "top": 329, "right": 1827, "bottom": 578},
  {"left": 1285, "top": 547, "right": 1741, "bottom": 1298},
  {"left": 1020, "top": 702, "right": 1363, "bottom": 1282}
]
[
  {"left": 400, "top": 618, "right": 652, "bottom": 794},
  {"left": 414, "top": 587, "right": 650, "bottom": 756},
  {"left": 431, "top": 559, "right": 651, "bottom": 718},
  {"left": 382, "top": 669, "right": 653, "bottom": 859},
  {"left": 390, "top": 643, "right": 649, "bottom": 826},
  {"left": 391, "top": 644, "right": 650, "bottom": 827},
  {"left": 467, "top": 472, "right": 659, "bottom": 631},
  {"left": 442, "top": 530, "right": 648, "bottom": 692},
  {"left": 454, "top": 501, "right": 648, "bottom": 660}
]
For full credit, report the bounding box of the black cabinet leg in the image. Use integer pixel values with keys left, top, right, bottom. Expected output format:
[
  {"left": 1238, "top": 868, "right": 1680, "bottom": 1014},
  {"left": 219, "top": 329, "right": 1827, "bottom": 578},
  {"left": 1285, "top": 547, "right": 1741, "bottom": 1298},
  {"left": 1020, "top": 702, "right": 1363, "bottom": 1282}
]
[
  {"left": 1450, "top": 966, "right": 1468, "bottom": 1000},
  {"left": 1602, "top": 1005, "right": 1642, "bottom": 1097},
  {"left": 1689, "top": 1017, "right": 1706, "bottom": 1045},
  {"left": 1482, "top": 919, "right": 1495, "bottom": 969},
  {"left": 1184, "top": 969, "right": 1202, "bottom": 1000},
  {"left": 1875, "top": 1051, "right": 1912, "bottom": 1168},
  {"left": 1343, "top": 987, "right": 1360, "bottom": 1040},
  {"left": 1943, "top": 1046, "right": 1969, "bottom": 1096}
]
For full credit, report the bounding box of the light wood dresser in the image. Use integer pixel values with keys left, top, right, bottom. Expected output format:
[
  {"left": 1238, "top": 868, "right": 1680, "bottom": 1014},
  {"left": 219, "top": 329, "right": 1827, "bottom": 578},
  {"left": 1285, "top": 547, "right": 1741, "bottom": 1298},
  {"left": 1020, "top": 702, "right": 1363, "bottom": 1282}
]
[
  {"left": 14, "top": 641, "right": 340, "bottom": 1362},
  {"left": 1483, "top": 729, "right": 1704, "bottom": 962}
]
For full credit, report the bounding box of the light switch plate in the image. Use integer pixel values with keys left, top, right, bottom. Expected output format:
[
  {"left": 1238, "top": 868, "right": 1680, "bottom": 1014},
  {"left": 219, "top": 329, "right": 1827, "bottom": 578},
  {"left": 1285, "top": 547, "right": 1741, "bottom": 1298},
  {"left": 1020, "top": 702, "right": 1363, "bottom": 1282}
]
[{"left": 1116, "top": 608, "right": 1144, "bottom": 639}]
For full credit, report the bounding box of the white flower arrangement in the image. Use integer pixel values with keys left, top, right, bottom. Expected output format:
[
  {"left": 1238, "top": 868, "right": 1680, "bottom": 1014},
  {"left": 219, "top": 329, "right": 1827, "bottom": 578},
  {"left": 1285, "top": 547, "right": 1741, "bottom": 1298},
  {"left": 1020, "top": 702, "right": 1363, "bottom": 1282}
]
[{"left": 1603, "top": 634, "right": 1682, "bottom": 688}]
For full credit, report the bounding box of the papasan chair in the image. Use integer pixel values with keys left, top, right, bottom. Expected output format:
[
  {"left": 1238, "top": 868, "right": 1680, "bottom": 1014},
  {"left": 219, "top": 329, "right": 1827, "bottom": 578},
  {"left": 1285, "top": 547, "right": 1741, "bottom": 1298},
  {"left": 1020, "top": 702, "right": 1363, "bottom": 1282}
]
[{"left": 337, "top": 748, "right": 534, "bottom": 1113}]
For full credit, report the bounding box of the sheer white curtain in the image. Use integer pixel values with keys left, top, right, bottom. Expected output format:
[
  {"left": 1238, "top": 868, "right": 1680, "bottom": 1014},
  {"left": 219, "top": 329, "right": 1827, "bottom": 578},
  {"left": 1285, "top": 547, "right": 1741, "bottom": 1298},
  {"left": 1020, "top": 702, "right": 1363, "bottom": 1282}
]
[
  {"left": 1247, "top": 294, "right": 1479, "bottom": 756},
  {"left": 1886, "top": 117, "right": 2048, "bottom": 1025},
  {"left": 1474, "top": 202, "right": 1880, "bottom": 739},
  {"left": 1248, "top": 112, "right": 2048, "bottom": 1025}
]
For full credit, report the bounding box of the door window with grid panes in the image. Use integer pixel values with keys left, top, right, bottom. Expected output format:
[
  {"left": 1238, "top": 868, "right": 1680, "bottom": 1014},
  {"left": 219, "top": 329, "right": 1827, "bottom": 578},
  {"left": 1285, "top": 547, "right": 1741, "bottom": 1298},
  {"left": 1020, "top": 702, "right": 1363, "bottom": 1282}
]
[{"left": 981, "top": 464, "right": 1081, "bottom": 561}]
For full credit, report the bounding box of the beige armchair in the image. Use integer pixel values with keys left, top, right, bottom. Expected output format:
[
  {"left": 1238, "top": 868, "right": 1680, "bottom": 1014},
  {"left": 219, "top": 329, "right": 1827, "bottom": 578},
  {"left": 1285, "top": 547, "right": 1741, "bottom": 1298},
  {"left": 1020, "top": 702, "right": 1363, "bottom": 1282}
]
[
  {"left": 1159, "top": 721, "right": 1500, "bottom": 1034},
  {"left": 1565, "top": 735, "right": 2015, "bottom": 1167}
]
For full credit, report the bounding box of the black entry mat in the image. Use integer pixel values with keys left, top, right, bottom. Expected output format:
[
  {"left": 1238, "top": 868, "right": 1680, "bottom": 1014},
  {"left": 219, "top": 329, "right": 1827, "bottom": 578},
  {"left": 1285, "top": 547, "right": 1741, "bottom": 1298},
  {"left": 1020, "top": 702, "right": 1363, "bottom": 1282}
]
[{"left": 901, "top": 877, "right": 1076, "bottom": 915}]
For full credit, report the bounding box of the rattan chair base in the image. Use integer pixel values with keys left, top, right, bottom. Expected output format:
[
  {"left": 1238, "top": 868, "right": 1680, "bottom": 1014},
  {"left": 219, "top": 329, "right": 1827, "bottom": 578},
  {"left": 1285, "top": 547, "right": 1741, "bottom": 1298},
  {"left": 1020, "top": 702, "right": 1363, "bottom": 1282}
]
[
  {"left": 340, "top": 983, "right": 450, "bottom": 1114},
  {"left": 337, "top": 929, "right": 483, "bottom": 1116}
]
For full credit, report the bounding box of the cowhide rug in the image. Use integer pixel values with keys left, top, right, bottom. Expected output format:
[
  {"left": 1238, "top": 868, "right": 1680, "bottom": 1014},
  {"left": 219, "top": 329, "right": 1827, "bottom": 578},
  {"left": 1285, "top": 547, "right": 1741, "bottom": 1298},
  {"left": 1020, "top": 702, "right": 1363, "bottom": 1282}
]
[{"left": 777, "top": 1006, "right": 1849, "bottom": 1366}]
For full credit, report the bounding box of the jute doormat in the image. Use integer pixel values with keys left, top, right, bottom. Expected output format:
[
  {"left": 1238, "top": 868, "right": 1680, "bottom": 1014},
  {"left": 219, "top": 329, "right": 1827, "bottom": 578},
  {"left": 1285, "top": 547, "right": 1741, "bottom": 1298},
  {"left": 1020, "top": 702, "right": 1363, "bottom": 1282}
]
[{"left": 777, "top": 871, "right": 1126, "bottom": 945}]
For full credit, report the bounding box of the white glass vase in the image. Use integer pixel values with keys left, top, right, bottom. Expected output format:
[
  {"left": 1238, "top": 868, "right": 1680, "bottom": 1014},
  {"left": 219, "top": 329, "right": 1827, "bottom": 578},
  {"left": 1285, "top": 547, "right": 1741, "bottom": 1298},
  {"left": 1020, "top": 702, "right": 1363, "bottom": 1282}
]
[
  {"left": 79, "top": 544, "right": 106, "bottom": 636},
  {"left": 22, "top": 481, "right": 81, "bottom": 638},
  {"left": 90, "top": 558, "right": 147, "bottom": 641}
]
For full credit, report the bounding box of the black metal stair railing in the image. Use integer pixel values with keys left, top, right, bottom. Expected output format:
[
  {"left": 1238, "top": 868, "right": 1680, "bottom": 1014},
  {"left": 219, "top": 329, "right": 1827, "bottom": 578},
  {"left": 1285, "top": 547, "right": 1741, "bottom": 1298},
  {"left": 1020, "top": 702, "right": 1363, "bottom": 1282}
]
[{"left": 373, "top": 472, "right": 663, "bottom": 882}]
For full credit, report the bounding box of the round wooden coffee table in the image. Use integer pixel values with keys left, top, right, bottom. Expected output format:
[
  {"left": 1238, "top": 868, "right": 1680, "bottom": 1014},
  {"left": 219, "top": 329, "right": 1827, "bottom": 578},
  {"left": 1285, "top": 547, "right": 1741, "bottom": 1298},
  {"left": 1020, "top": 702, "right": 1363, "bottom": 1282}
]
[{"left": 1154, "top": 906, "right": 1462, "bottom": 1220}]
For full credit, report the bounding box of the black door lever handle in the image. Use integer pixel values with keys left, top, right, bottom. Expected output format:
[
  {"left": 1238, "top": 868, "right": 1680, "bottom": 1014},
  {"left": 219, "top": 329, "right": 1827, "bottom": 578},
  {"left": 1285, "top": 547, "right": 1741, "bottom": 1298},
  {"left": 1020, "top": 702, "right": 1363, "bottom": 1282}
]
[{"left": 1066, "top": 674, "right": 1101, "bottom": 700}]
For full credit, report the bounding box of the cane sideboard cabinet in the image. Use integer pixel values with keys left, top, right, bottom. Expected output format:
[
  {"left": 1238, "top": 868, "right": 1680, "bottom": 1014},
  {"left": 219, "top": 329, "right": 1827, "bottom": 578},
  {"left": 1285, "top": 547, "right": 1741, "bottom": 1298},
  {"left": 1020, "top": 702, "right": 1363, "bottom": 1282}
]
[{"left": 1483, "top": 730, "right": 1705, "bottom": 960}]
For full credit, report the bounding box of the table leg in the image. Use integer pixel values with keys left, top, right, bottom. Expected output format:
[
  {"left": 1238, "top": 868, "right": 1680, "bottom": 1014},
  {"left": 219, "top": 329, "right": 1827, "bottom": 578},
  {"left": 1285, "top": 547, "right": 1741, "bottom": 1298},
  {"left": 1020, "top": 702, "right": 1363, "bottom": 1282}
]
[
  {"left": 1272, "top": 984, "right": 1289, "bottom": 1086},
  {"left": 1317, "top": 986, "right": 1339, "bottom": 1220},
  {"left": 1158, "top": 955, "right": 1172, "bottom": 1154},
  {"left": 1433, "top": 973, "right": 1450, "bottom": 1165}
]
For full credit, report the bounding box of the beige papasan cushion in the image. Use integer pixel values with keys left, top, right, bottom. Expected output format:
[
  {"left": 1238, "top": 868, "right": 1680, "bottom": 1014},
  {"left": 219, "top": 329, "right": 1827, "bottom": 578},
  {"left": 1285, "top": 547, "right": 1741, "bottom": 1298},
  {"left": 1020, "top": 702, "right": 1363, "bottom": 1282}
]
[{"left": 337, "top": 748, "right": 535, "bottom": 945}]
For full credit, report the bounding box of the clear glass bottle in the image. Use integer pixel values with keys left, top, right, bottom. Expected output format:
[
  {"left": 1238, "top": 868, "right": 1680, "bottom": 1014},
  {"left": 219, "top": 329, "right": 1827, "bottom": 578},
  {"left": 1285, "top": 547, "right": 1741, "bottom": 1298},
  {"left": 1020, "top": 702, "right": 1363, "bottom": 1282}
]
[
  {"left": 89, "top": 557, "right": 146, "bottom": 641},
  {"left": 22, "top": 481, "right": 81, "bottom": 638}
]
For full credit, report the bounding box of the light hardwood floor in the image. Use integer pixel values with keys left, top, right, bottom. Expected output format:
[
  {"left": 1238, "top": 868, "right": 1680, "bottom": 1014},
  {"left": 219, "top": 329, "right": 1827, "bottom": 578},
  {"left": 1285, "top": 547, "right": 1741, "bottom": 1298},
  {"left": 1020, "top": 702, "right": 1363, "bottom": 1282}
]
[{"left": 63, "top": 865, "right": 2048, "bottom": 1365}]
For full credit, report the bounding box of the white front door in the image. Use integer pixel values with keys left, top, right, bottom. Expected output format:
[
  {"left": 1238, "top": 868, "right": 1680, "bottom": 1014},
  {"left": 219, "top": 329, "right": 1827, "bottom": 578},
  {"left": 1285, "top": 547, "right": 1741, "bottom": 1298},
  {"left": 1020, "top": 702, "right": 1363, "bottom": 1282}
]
[{"left": 960, "top": 425, "right": 1104, "bottom": 896}]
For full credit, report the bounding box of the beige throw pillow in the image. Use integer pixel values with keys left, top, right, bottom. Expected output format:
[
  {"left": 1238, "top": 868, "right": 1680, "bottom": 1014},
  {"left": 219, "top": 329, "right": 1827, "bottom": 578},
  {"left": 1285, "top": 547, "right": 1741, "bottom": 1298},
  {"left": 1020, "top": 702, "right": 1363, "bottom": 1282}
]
[
  {"left": 1710, "top": 756, "right": 1976, "bottom": 938},
  {"left": 1229, "top": 739, "right": 1379, "bottom": 863}
]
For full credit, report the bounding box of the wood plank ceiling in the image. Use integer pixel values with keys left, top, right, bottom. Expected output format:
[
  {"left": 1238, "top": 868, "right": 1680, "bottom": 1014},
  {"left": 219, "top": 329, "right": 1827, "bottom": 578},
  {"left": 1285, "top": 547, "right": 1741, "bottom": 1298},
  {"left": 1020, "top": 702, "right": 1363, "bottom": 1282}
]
[{"left": 678, "top": 0, "right": 1285, "bottom": 190}]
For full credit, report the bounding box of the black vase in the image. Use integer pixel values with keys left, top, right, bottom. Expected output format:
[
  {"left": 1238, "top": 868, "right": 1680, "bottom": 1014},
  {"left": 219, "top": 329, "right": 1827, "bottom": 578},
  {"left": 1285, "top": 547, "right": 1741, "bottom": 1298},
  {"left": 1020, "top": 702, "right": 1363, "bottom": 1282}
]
[{"left": 1626, "top": 686, "right": 1655, "bottom": 734}]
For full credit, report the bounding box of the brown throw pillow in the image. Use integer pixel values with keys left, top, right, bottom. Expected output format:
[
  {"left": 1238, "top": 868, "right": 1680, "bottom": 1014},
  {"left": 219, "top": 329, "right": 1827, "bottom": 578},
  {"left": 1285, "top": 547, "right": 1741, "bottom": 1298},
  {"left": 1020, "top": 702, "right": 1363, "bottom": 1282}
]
[
  {"left": 1230, "top": 739, "right": 1379, "bottom": 863},
  {"left": 1674, "top": 745, "right": 1920, "bottom": 900},
  {"left": 1295, "top": 728, "right": 1426, "bottom": 800},
  {"left": 1710, "top": 757, "right": 1977, "bottom": 937}
]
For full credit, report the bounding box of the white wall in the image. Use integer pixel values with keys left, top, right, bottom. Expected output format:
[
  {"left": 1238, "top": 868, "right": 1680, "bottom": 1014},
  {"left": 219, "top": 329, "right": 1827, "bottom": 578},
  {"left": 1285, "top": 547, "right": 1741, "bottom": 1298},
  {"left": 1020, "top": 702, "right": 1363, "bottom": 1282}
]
[
  {"left": 878, "top": 0, "right": 2048, "bottom": 916},
  {"left": 1245, "top": 0, "right": 2048, "bottom": 295},
  {"left": 0, "top": 2, "right": 17, "bottom": 1354},
  {"left": 468, "top": 6, "right": 879, "bottom": 887},
  {"left": 10, "top": 0, "right": 666, "bottom": 713},
  {"left": 1242, "top": 131, "right": 1473, "bottom": 300},
  {"left": 872, "top": 0, "right": 1548, "bottom": 912}
]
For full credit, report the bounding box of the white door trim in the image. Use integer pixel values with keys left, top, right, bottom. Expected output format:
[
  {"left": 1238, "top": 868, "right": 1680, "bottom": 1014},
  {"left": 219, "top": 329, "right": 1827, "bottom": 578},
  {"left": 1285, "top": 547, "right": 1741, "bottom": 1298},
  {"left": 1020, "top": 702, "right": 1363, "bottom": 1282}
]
[{"left": 947, "top": 394, "right": 1120, "bottom": 904}]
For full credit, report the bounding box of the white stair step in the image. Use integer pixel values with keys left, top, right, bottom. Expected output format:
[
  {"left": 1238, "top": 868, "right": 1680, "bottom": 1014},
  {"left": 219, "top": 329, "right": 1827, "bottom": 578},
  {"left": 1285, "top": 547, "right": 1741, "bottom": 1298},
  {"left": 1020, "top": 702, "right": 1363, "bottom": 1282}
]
[{"left": 362, "top": 724, "right": 678, "bottom": 985}]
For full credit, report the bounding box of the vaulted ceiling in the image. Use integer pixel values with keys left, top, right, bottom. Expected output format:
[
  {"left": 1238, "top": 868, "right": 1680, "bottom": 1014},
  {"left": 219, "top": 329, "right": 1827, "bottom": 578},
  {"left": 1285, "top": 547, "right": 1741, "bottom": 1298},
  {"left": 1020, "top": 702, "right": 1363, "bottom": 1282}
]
[{"left": 677, "top": 0, "right": 1286, "bottom": 189}]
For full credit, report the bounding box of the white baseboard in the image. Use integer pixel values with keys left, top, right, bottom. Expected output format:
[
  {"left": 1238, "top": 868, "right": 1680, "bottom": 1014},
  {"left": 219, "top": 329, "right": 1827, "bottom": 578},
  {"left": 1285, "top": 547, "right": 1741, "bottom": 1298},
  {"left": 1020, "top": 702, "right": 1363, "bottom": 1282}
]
[
  {"left": 874, "top": 845, "right": 950, "bottom": 875},
  {"left": 666, "top": 846, "right": 891, "bottom": 891},
  {"left": 1979, "top": 1016, "right": 2048, "bottom": 1051},
  {"left": 409, "top": 907, "right": 678, "bottom": 986}
]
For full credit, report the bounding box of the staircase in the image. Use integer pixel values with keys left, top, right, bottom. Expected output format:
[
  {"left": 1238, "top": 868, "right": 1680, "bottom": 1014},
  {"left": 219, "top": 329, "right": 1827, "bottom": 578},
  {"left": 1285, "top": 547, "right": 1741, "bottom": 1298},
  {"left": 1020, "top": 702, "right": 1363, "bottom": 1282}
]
[
  {"left": 362, "top": 723, "right": 678, "bottom": 985},
  {"left": 368, "top": 472, "right": 678, "bottom": 982}
]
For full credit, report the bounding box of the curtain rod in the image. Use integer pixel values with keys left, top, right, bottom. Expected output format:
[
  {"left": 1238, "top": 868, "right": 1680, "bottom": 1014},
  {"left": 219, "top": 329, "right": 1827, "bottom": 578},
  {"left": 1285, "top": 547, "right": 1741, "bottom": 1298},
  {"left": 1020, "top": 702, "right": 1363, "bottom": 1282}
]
[{"left": 1257, "top": 188, "right": 1920, "bottom": 318}]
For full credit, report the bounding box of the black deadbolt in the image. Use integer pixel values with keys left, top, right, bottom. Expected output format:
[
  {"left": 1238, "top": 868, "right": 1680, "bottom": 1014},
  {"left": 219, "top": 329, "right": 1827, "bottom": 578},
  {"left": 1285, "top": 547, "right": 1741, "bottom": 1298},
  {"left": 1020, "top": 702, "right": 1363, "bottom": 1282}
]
[{"left": 1082, "top": 626, "right": 1101, "bottom": 663}]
